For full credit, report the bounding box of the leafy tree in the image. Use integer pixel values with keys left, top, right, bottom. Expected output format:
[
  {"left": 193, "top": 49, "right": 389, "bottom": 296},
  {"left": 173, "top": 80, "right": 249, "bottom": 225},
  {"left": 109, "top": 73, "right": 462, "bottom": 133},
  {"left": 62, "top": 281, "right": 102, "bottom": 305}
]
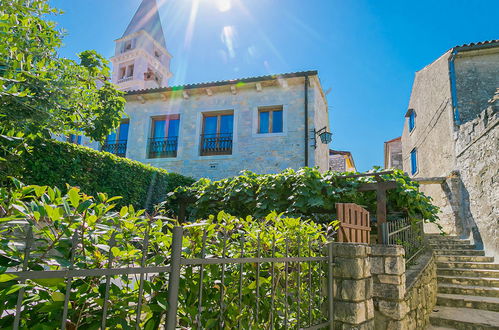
[{"left": 0, "top": 0, "right": 125, "bottom": 141}]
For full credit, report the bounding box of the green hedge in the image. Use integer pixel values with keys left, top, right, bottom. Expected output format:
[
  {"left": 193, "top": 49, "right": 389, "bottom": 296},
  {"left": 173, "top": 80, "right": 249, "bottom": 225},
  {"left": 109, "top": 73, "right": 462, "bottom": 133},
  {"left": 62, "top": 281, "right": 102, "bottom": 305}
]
[{"left": 13, "top": 138, "right": 194, "bottom": 209}]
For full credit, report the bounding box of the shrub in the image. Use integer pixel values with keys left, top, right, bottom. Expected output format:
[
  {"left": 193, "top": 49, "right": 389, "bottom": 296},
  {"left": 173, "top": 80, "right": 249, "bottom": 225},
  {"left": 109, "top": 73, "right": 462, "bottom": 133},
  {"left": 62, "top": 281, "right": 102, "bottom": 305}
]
[
  {"left": 0, "top": 182, "right": 333, "bottom": 329},
  {"left": 8, "top": 138, "right": 194, "bottom": 209},
  {"left": 167, "top": 167, "right": 440, "bottom": 226}
]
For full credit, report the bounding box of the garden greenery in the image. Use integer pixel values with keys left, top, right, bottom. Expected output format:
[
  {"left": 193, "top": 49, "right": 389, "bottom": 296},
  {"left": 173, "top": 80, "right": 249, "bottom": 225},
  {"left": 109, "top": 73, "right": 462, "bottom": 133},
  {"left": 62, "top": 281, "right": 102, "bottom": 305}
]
[
  {"left": 167, "top": 167, "right": 440, "bottom": 226},
  {"left": 0, "top": 181, "right": 333, "bottom": 329},
  {"left": 7, "top": 138, "right": 194, "bottom": 210}
]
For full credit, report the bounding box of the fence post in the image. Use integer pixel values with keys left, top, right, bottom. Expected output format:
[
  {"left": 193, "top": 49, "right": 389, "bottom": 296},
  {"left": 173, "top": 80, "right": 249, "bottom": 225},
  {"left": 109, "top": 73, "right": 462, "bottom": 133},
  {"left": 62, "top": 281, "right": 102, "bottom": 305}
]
[
  {"left": 166, "top": 226, "right": 183, "bottom": 330},
  {"left": 327, "top": 242, "right": 334, "bottom": 329},
  {"left": 380, "top": 222, "right": 389, "bottom": 245}
]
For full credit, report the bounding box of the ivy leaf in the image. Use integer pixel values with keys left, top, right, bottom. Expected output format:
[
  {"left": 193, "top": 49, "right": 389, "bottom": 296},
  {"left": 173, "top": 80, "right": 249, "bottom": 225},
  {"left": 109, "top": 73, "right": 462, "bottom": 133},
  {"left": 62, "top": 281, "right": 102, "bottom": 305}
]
[
  {"left": 31, "top": 278, "right": 65, "bottom": 287},
  {"left": 51, "top": 292, "right": 65, "bottom": 301},
  {"left": 0, "top": 274, "right": 18, "bottom": 282},
  {"left": 120, "top": 206, "right": 128, "bottom": 217},
  {"left": 68, "top": 188, "right": 80, "bottom": 208},
  {"left": 111, "top": 247, "right": 121, "bottom": 257}
]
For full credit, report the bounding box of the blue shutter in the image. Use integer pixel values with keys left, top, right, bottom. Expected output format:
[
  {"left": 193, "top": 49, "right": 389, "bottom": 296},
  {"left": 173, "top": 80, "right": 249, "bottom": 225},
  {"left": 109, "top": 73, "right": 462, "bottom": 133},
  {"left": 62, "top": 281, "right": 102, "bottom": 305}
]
[
  {"left": 409, "top": 112, "right": 415, "bottom": 131},
  {"left": 410, "top": 149, "right": 418, "bottom": 175}
]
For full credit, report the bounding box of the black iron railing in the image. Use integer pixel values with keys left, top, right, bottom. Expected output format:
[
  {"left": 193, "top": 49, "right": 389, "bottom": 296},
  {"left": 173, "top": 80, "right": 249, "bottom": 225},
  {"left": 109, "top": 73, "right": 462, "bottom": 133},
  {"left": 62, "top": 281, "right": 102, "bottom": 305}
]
[
  {"left": 380, "top": 217, "right": 425, "bottom": 265},
  {"left": 101, "top": 140, "right": 127, "bottom": 157},
  {"left": 200, "top": 133, "right": 233, "bottom": 155},
  {"left": 148, "top": 137, "right": 178, "bottom": 158}
]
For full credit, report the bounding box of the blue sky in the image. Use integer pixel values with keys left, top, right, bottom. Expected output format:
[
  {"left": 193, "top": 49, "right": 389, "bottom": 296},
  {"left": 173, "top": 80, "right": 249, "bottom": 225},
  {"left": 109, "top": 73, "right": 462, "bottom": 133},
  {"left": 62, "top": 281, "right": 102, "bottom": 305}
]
[{"left": 50, "top": 0, "right": 499, "bottom": 171}]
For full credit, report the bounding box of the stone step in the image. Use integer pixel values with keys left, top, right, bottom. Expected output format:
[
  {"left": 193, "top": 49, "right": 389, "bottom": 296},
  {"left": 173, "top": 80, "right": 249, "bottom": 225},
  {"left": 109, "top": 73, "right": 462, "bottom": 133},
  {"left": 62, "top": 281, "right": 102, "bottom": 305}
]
[
  {"left": 430, "top": 243, "right": 476, "bottom": 250},
  {"left": 426, "top": 234, "right": 460, "bottom": 239},
  {"left": 427, "top": 237, "right": 471, "bottom": 244},
  {"left": 434, "top": 249, "right": 485, "bottom": 256},
  {"left": 436, "top": 255, "right": 494, "bottom": 263},
  {"left": 438, "top": 283, "right": 499, "bottom": 298},
  {"left": 438, "top": 268, "right": 499, "bottom": 278},
  {"left": 430, "top": 306, "right": 499, "bottom": 329},
  {"left": 428, "top": 240, "right": 472, "bottom": 246},
  {"left": 437, "top": 293, "right": 499, "bottom": 312},
  {"left": 437, "top": 261, "right": 499, "bottom": 270},
  {"left": 427, "top": 326, "right": 456, "bottom": 330},
  {"left": 438, "top": 275, "right": 499, "bottom": 288}
]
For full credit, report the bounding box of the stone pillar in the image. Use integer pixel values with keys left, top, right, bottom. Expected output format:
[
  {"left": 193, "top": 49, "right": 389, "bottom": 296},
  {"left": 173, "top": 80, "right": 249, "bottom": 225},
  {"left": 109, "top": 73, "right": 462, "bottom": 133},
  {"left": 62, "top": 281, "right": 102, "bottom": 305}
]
[
  {"left": 331, "top": 243, "right": 374, "bottom": 329},
  {"left": 370, "top": 245, "right": 407, "bottom": 329}
]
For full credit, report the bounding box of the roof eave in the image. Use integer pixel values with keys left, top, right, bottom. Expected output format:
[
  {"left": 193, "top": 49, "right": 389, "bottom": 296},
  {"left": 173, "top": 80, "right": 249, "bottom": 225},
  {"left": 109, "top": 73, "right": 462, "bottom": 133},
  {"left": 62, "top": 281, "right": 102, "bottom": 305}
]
[{"left": 125, "top": 70, "right": 319, "bottom": 96}]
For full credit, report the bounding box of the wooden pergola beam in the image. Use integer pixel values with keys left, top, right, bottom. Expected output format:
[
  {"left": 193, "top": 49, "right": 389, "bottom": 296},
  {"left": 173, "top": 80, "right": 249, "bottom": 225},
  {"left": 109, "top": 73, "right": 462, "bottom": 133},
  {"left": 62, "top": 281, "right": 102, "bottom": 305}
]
[{"left": 413, "top": 177, "right": 447, "bottom": 184}]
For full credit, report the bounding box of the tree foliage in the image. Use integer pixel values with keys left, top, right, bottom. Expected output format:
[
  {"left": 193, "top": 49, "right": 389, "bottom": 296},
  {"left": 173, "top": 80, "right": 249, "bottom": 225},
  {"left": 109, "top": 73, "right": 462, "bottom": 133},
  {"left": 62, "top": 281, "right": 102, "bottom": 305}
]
[
  {"left": 167, "top": 167, "right": 441, "bottom": 225},
  {"left": 0, "top": 0, "right": 125, "bottom": 141},
  {"left": 0, "top": 182, "right": 333, "bottom": 328}
]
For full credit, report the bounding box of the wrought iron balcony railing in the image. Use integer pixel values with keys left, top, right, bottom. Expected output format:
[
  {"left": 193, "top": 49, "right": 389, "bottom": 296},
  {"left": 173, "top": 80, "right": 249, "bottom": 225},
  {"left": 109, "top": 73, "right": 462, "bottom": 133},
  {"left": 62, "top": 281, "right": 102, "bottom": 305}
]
[
  {"left": 148, "top": 137, "right": 178, "bottom": 158},
  {"left": 200, "top": 133, "right": 233, "bottom": 156},
  {"left": 101, "top": 140, "right": 127, "bottom": 157}
]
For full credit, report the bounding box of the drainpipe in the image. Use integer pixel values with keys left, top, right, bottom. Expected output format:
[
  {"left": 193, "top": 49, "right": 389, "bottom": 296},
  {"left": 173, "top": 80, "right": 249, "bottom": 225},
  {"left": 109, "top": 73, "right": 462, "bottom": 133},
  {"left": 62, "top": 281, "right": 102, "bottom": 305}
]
[
  {"left": 449, "top": 49, "right": 461, "bottom": 125},
  {"left": 304, "top": 75, "right": 309, "bottom": 167}
]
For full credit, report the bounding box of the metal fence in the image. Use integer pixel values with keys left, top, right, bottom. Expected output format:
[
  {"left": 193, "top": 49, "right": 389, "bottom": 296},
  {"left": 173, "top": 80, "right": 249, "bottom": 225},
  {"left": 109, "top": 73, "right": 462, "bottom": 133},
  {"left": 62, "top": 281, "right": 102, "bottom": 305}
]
[
  {"left": 2, "top": 224, "right": 334, "bottom": 329},
  {"left": 380, "top": 218, "right": 426, "bottom": 264}
]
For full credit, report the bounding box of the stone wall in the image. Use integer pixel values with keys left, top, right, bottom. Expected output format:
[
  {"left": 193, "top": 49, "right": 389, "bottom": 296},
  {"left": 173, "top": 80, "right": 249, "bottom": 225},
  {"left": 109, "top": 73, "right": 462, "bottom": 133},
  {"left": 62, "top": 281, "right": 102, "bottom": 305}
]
[
  {"left": 331, "top": 243, "right": 374, "bottom": 329},
  {"left": 454, "top": 94, "right": 499, "bottom": 256},
  {"left": 371, "top": 245, "right": 437, "bottom": 329},
  {"left": 455, "top": 48, "right": 499, "bottom": 124}
]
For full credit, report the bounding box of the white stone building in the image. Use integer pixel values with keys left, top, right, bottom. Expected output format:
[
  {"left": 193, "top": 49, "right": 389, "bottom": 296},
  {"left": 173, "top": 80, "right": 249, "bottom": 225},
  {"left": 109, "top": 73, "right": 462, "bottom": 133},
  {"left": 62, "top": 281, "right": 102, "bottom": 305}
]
[{"left": 66, "top": 0, "right": 331, "bottom": 180}]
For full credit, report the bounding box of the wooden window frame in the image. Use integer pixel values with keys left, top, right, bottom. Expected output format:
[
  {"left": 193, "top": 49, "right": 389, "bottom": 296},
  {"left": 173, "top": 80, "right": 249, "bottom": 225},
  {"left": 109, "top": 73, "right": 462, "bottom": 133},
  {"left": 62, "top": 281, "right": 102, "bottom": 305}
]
[
  {"left": 150, "top": 115, "right": 180, "bottom": 138},
  {"left": 148, "top": 115, "right": 180, "bottom": 159},
  {"left": 258, "top": 106, "right": 283, "bottom": 134},
  {"left": 200, "top": 111, "right": 234, "bottom": 156}
]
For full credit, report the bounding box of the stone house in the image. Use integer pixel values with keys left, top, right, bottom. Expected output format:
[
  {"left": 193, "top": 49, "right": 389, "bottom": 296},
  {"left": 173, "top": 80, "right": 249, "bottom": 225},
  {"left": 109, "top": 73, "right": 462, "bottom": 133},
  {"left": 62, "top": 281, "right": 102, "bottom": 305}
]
[
  {"left": 66, "top": 0, "right": 331, "bottom": 180},
  {"left": 401, "top": 40, "right": 499, "bottom": 256},
  {"left": 329, "top": 149, "right": 356, "bottom": 172},
  {"left": 383, "top": 136, "right": 402, "bottom": 170}
]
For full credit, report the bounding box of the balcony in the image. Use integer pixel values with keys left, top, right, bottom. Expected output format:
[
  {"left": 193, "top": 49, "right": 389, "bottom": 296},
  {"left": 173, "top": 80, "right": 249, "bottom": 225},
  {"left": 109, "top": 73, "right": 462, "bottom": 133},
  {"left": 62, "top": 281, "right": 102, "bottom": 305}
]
[
  {"left": 200, "top": 133, "right": 233, "bottom": 156},
  {"left": 148, "top": 137, "right": 178, "bottom": 158},
  {"left": 102, "top": 140, "right": 127, "bottom": 157},
  {"left": 117, "top": 76, "right": 133, "bottom": 84}
]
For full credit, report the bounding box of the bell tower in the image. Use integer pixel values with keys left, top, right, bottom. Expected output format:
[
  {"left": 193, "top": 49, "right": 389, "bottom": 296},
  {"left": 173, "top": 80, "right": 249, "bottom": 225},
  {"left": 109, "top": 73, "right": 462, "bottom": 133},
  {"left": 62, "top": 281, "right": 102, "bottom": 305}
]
[{"left": 111, "top": 0, "right": 172, "bottom": 91}]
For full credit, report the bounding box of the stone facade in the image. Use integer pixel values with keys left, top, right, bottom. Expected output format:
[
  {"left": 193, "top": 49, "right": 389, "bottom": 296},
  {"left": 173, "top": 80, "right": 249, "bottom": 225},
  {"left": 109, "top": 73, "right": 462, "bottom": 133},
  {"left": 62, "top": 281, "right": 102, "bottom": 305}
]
[
  {"left": 383, "top": 137, "right": 402, "bottom": 170},
  {"left": 329, "top": 150, "right": 356, "bottom": 172},
  {"left": 121, "top": 73, "right": 330, "bottom": 180},
  {"left": 454, "top": 48, "right": 499, "bottom": 124},
  {"left": 401, "top": 42, "right": 499, "bottom": 257},
  {"left": 371, "top": 245, "right": 437, "bottom": 330}
]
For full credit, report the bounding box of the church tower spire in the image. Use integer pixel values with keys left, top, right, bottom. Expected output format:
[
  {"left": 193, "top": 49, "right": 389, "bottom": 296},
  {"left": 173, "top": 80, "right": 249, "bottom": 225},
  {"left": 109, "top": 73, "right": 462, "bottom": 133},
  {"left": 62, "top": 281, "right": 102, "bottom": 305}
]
[{"left": 111, "top": 0, "right": 172, "bottom": 91}]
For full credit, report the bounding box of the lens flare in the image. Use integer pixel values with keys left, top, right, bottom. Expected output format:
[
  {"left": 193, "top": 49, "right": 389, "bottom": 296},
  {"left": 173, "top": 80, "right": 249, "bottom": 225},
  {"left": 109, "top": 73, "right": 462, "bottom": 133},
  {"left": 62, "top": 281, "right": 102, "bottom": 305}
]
[
  {"left": 221, "top": 25, "right": 236, "bottom": 58},
  {"left": 216, "top": 0, "right": 232, "bottom": 12}
]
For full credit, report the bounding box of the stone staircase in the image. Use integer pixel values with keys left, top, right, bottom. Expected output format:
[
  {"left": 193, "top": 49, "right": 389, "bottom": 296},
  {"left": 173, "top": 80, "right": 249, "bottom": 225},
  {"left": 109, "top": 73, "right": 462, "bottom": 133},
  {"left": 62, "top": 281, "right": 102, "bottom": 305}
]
[{"left": 427, "top": 234, "right": 499, "bottom": 329}]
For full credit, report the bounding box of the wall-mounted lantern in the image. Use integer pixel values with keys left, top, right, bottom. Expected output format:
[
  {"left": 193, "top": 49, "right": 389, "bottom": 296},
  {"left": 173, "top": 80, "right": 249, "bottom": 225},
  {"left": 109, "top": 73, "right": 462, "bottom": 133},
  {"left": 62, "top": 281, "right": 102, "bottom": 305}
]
[{"left": 312, "top": 127, "right": 333, "bottom": 149}]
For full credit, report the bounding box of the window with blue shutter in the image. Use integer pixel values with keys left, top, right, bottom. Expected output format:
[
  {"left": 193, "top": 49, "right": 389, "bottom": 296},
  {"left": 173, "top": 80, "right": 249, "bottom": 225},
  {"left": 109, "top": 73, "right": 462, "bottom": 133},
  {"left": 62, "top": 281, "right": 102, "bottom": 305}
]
[
  {"left": 410, "top": 148, "right": 418, "bottom": 175},
  {"left": 409, "top": 111, "right": 415, "bottom": 132}
]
